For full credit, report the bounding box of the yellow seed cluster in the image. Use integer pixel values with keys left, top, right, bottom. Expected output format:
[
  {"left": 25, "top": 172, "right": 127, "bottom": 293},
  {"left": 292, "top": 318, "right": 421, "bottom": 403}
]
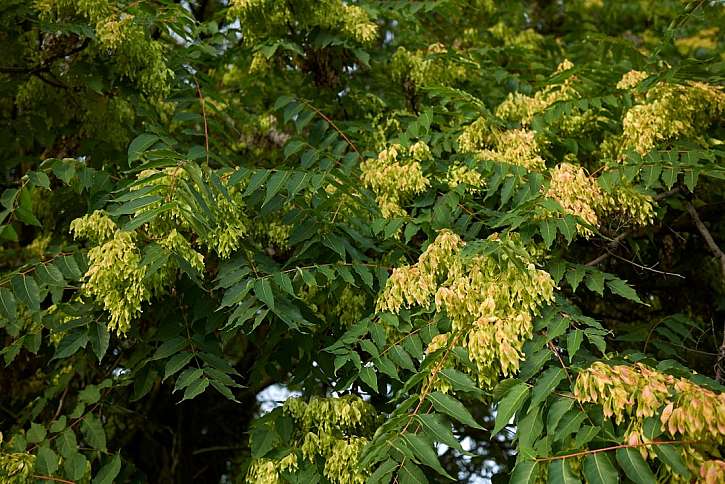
[
  {"left": 447, "top": 164, "right": 485, "bottom": 192},
  {"left": 457, "top": 117, "right": 495, "bottom": 153},
  {"left": 0, "top": 451, "right": 35, "bottom": 483},
  {"left": 575, "top": 362, "right": 725, "bottom": 443},
  {"left": 246, "top": 458, "right": 281, "bottom": 484},
  {"left": 283, "top": 395, "right": 377, "bottom": 434},
  {"left": 159, "top": 229, "right": 205, "bottom": 275},
  {"left": 488, "top": 22, "right": 544, "bottom": 49},
  {"left": 229, "top": 0, "right": 377, "bottom": 46},
  {"left": 543, "top": 162, "right": 656, "bottom": 233},
  {"left": 69, "top": 210, "right": 117, "bottom": 244},
  {"left": 81, "top": 230, "right": 148, "bottom": 335},
  {"left": 458, "top": 119, "right": 546, "bottom": 172},
  {"left": 72, "top": 212, "right": 205, "bottom": 335},
  {"left": 132, "top": 167, "right": 191, "bottom": 233},
  {"left": 599, "top": 183, "right": 656, "bottom": 227},
  {"left": 616, "top": 70, "right": 649, "bottom": 90},
  {"left": 201, "top": 191, "right": 249, "bottom": 259},
  {"left": 360, "top": 143, "right": 430, "bottom": 218},
  {"left": 36, "top": 0, "right": 170, "bottom": 96},
  {"left": 134, "top": 168, "right": 249, "bottom": 258},
  {"left": 574, "top": 362, "right": 671, "bottom": 422},
  {"left": 333, "top": 286, "right": 367, "bottom": 327},
  {"left": 621, "top": 81, "right": 725, "bottom": 154},
  {"left": 379, "top": 230, "right": 555, "bottom": 387},
  {"left": 496, "top": 60, "right": 578, "bottom": 125},
  {"left": 675, "top": 27, "right": 720, "bottom": 55},
  {"left": 390, "top": 45, "right": 467, "bottom": 88},
  {"left": 700, "top": 460, "right": 725, "bottom": 484},
  {"left": 545, "top": 163, "right": 602, "bottom": 234},
  {"left": 246, "top": 396, "right": 377, "bottom": 484},
  {"left": 479, "top": 129, "right": 547, "bottom": 171},
  {"left": 662, "top": 378, "right": 725, "bottom": 442}
]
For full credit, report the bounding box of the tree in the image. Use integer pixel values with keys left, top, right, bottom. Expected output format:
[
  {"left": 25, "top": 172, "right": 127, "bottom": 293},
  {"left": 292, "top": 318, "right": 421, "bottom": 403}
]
[{"left": 1, "top": 0, "right": 724, "bottom": 482}]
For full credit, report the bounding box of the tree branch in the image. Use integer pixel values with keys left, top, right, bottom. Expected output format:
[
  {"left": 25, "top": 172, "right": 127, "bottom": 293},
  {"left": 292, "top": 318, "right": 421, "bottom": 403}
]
[
  {"left": 585, "top": 187, "right": 682, "bottom": 267},
  {"left": 686, "top": 202, "right": 725, "bottom": 277}
]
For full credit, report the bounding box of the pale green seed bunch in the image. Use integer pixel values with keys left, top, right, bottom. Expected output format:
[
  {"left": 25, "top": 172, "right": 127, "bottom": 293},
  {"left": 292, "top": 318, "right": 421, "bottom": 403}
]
[
  {"left": 159, "top": 229, "right": 205, "bottom": 274},
  {"left": 390, "top": 45, "right": 467, "bottom": 88},
  {"left": 83, "top": 231, "right": 148, "bottom": 335},
  {"left": 35, "top": 0, "right": 111, "bottom": 22},
  {"left": 496, "top": 60, "right": 579, "bottom": 125},
  {"left": 545, "top": 162, "right": 602, "bottom": 236},
  {"left": 95, "top": 14, "right": 171, "bottom": 96},
  {"left": 246, "top": 458, "right": 281, "bottom": 484},
  {"left": 132, "top": 167, "right": 191, "bottom": 235},
  {"left": 360, "top": 143, "right": 430, "bottom": 218},
  {"left": 246, "top": 396, "right": 377, "bottom": 483},
  {"left": 488, "top": 21, "right": 544, "bottom": 49},
  {"left": 457, "top": 117, "right": 496, "bottom": 153},
  {"left": 458, "top": 119, "right": 547, "bottom": 171},
  {"left": 621, "top": 80, "right": 725, "bottom": 155},
  {"left": 283, "top": 395, "right": 377, "bottom": 434},
  {"left": 322, "top": 436, "right": 368, "bottom": 484},
  {"left": 70, "top": 210, "right": 117, "bottom": 244},
  {"left": 434, "top": 239, "right": 555, "bottom": 386},
  {"left": 78, "top": 225, "right": 206, "bottom": 334},
  {"left": 35, "top": 1, "right": 170, "bottom": 96},
  {"left": 250, "top": 219, "right": 292, "bottom": 251},
  {"left": 409, "top": 140, "right": 433, "bottom": 162},
  {"left": 333, "top": 286, "right": 367, "bottom": 327},
  {"left": 478, "top": 129, "right": 547, "bottom": 171},
  {"left": 380, "top": 230, "right": 555, "bottom": 387},
  {"left": 599, "top": 183, "right": 656, "bottom": 227},
  {"left": 0, "top": 451, "right": 36, "bottom": 484},
  {"left": 377, "top": 229, "right": 464, "bottom": 313},
  {"left": 617, "top": 70, "right": 649, "bottom": 90},
  {"left": 133, "top": 167, "right": 249, "bottom": 259},
  {"left": 339, "top": 4, "right": 377, "bottom": 44},
  {"left": 200, "top": 189, "right": 248, "bottom": 259},
  {"left": 229, "top": 0, "right": 377, "bottom": 46},
  {"left": 447, "top": 163, "right": 485, "bottom": 192}
]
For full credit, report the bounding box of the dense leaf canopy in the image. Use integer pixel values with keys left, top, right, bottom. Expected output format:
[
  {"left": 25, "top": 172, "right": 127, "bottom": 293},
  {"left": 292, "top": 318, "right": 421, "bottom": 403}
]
[{"left": 1, "top": 0, "right": 725, "bottom": 483}]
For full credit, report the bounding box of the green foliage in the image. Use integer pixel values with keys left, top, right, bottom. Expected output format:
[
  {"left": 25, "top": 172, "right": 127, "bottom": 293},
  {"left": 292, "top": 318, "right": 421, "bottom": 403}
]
[{"left": 1, "top": 0, "right": 725, "bottom": 482}]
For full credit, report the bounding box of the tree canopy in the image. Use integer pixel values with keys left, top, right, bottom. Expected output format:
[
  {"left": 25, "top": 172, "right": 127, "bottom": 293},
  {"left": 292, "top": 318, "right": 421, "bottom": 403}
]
[{"left": 1, "top": 0, "right": 725, "bottom": 483}]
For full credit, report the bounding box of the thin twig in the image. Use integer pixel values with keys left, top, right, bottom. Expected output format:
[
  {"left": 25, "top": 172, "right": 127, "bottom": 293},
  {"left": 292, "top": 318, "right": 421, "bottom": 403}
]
[
  {"left": 686, "top": 202, "right": 725, "bottom": 277},
  {"left": 585, "top": 231, "right": 630, "bottom": 267},
  {"left": 585, "top": 188, "right": 681, "bottom": 267},
  {"left": 193, "top": 76, "right": 210, "bottom": 167},
  {"left": 608, "top": 252, "right": 685, "bottom": 278},
  {"left": 299, "top": 99, "right": 360, "bottom": 157},
  {"left": 688, "top": 201, "right": 725, "bottom": 382},
  {"left": 32, "top": 475, "right": 76, "bottom": 484},
  {"left": 535, "top": 439, "right": 702, "bottom": 462}
]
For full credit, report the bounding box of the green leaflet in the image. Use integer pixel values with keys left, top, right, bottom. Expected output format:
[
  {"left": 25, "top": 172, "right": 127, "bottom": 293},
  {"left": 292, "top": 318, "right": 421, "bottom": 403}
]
[
  {"left": 493, "top": 382, "right": 529, "bottom": 435},
  {"left": 583, "top": 453, "right": 619, "bottom": 484}
]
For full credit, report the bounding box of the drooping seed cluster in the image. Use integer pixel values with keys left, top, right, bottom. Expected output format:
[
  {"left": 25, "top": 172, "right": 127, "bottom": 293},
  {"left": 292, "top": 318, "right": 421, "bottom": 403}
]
[
  {"left": 246, "top": 396, "right": 378, "bottom": 484},
  {"left": 36, "top": 0, "right": 170, "bottom": 96},
  {"left": 0, "top": 450, "right": 35, "bottom": 484},
  {"left": 496, "top": 60, "right": 578, "bottom": 125},
  {"left": 575, "top": 362, "right": 725, "bottom": 479},
  {"left": 458, "top": 119, "right": 546, "bottom": 172},
  {"left": 71, "top": 211, "right": 205, "bottom": 335},
  {"left": 545, "top": 163, "right": 602, "bottom": 234},
  {"left": 360, "top": 143, "right": 431, "bottom": 218},
  {"left": 379, "top": 230, "right": 555, "bottom": 387},
  {"left": 390, "top": 44, "right": 468, "bottom": 89},
  {"left": 447, "top": 163, "right": 485, "bottom": 192},
  {"left": 229, "top": 0, "right": 377, "bottom": 46},
  {"left": 620, "top": 78, "right": 725, "bottom": 155},
  {"left": 544, "top": 161, "right": 656, "bottom": 233}
]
